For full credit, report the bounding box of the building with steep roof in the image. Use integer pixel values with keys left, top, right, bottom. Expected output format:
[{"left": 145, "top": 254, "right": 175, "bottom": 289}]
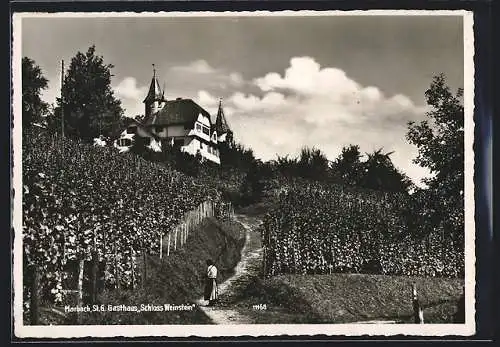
[
  {"left": 143, "top": 65, "right": 166, "bottom": 118},
  {"left": 114, "top": 65, "right": 232, "bottom": 164},
  {"left": 214, "top": 99, "right": 233, "bottom": 144}
]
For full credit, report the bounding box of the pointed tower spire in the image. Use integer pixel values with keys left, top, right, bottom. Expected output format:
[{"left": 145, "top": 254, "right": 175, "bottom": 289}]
[
  {"left": 143, "top": 64, "right": 165, "bottom": 118},
  {"left": 215, "top": 97, "right": 230, "bottom": 134},
  {"left": 143, "top": 64, "right": 163, "bottom": 103},
  {"left": 215, "top": 97, "right": 233, "bottom": 145}
]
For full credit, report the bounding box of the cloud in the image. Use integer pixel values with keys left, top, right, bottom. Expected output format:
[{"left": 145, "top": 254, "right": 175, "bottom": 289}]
[
  {"left": 204, "top": 56, "right": 431, "bottom": 185},
  {"left": 114, "top": 77, "right": 148, "bottom": 100},
  {"left": 168, "top": 61, "right": 247, "bottom": 98},
  {"left": 171, "top": 59, "right": 216, "bottom": 74},
  {"left": 197, "top": 90, "right": 218, "bottom": 106},
  {"left": 111, "top": 77, "right": 150, "bottom": 118},
  {"left": 229, "top": 72, "right": 244, "bottom": 85}
]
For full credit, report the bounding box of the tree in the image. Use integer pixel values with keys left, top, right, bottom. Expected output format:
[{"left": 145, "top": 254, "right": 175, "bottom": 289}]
[
  {"left": 273, "top": 154, "right": 297, "bottom": 179},
  {"left": 240, "top": 159, "right": 265, "bottom": 205},
  {"left": 406, "top": 74, "right": 464, "bottom": 241},
  {"left": 296, "top": 146, "right": 329, "bottom": 181},
  {"left": 22, "top": 57, "right": 49, "bottom": 129},
  {"left": 360, "top": 148, "right": 412, "bottom": 193},
  {"left": 53, "top": 45, "right": 124, "bottom": 141},
  {"left": 219, "top": 141, "right": 256, "bottom": 172},
  {"left": 332, "top": 144, "right": 363, "bottom": 186}
]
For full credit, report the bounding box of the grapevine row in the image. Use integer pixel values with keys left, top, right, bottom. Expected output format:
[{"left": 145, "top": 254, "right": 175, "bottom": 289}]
[
  {"left": 22, "top": 130, "right": 230, "bottom": 307},
  {"left": 261, "top": 182, "right": 464, "bottom": 278}
]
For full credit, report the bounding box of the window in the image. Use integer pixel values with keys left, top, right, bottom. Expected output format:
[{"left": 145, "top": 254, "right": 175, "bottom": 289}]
[
  {"left": 174, "top": 138, "right": 184, "bottom": 147},
  {"left": 196, "top": 124, "right": 202, "bottom": 132},
  {"left": 199, "top": 142, "right": 203, "bottom": 149},
  {"left": 118, "top": 138, "right": 132, "bottom": 147},
  {"left": 202, "top": 126, "right": 210, "bottom": 135},
  {"left": 126, "top": 126, "right": 136, "bottom": 134}
]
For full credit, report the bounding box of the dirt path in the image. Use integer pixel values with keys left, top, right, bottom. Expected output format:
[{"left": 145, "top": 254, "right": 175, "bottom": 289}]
[{"left": 197, "top": 214, "right": 263, "bottom": 324}]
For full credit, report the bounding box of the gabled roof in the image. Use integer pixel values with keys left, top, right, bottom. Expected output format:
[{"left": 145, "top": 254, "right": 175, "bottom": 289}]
[
  {"left": 142, "top": 98, "right": 211, "bottom": 128},
  {"left": 120, "top": 118, "right": 159, "bottom": 139},
  {"left": 215, "top": 99, "right": 231, "bottom": 134}
]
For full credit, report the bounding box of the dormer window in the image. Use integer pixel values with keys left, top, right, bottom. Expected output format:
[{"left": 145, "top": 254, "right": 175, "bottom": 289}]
[
  {"left": 202, "top": 126, "right": 210, "bottom": 135},
  {"left": 196, "top": 123, "right": 202, "bottom": 132}
]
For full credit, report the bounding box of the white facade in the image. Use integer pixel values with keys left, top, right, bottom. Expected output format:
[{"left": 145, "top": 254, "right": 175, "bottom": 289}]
[
  {"left": 168, "top": 113, "right": 221, "bottom": 164},
  {"left": 114, "top": 113, "right": 221, "bottom": 164},
  {"left": 181, "top": 137, "right": 221, "bottom": 164},
  {"left": 113, "top": 126, "right": 162, "bottom": 154},
  {"left": 114, "top": 129, "right": 135, "bottom": 153}
]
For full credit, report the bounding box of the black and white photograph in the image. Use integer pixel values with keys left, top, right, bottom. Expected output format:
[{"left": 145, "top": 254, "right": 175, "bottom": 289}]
[{"left": 12, "top": 10, "right": 475, "bottom": 338}]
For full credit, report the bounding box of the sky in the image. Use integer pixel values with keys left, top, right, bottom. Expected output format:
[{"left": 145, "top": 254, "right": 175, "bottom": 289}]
[{"left": 20, "top": 13, "right": 465, "bottom": 186}]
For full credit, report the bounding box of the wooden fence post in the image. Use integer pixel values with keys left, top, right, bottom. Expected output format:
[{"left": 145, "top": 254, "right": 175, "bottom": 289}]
[
  {"left": 142, "top": 251, "right": 147, "bottom": 288},
  {"left": 183, "top": 223, "right": 186, "bottom": 245},
  {"left": 75, "top": 259, "right": 85, "bottom": 323},
  {"left": 130, "top": 246, "right": 135, "bottom": 290},
  {"left": 160, "top": 234, "right": 163, "bottom": 259},
  {"left": 29, "top": 264, "right": 40, "bottom": 325},
  {"left": 90, "top": 251, "right": 98, "bottom": 304},
  {"left": 77, "top": 260, "right": 85, "bottom": 305},
  {"left": 181, "top": 224, "right": 184, "bottom": 247},
  {"left": 114, "top": 246, "right": 120, "bottom": 290},
  {"left": 412, "top": 284, "right": 424, "bottom": 324},
  {"left": 167, "top": 232, "right": 171, "bottom": 257},
  {"left": 159, "top": 234, "right": 163, "bottom": 260},
  {"left": 174, "top": 228, "right": 177, "bottom": 251}
]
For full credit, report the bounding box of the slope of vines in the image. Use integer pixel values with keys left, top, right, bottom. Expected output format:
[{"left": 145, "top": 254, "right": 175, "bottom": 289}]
[
  {"left": 22, "top": 130, "right": 230, "bottom": 306},
  {"left": 261, "top": 182, "right": 464, "bottom": 279}
]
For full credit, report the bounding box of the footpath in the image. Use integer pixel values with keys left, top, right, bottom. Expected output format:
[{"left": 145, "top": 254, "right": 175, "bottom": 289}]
[{"left": 197, "top": 214, "right": 263, "bottom": 324}]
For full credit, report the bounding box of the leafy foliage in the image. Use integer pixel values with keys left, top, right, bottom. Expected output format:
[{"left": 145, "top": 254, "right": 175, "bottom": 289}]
[
  {"left": 261, "top": 181, "right": 463, "bottom": 279},
  {"left": 406, "top": 74, "right": 464, "bottom": 242},
  {"left": 359, "top": 148, "right": 413, "bottom": 192},
  {"left": 49, "top": 45, "right": 124, "bottom": 141},
  {"left": 331, "top": 144, "right": 363, "bottom": 186},
  {"left": 23, "top": 130, "right": 231, "bottom": 306},
  {"left": 22, "top": 57, "right": 49, "bottom": 128}
]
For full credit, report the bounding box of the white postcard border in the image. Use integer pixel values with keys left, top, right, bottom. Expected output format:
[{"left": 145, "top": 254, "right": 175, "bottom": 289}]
[{"left": 12, "top": 9, "right": 476, "bottom": 338}]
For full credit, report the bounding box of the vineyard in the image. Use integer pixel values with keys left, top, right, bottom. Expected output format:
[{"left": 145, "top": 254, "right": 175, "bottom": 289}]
[
  {"left": 261, "top": 182, "right": 464, "bottom": 279},
  {"left": 22, "top": 130, "right": 233, "bottom": 322}
]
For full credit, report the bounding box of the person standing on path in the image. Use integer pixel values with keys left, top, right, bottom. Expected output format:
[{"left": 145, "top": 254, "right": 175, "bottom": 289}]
[{"left": 204, "top": 259, "right": 218, "bottom": 306}]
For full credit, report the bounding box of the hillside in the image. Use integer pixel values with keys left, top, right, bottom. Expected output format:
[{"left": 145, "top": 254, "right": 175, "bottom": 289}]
[
  {"left": 76, "top": 218, "right": 245, "bottom": 325},
  {"left": 234, "top": 273, "right": 464, "bottom": 324},
  {"left": 21, "top": 129, "right": 240, "bottom": 325},
  {"left": 192, "top": 211, "right": 464, "bottom": 325},
  {"left": 21, "top": 128, "right": 465, "bottom": 327}
]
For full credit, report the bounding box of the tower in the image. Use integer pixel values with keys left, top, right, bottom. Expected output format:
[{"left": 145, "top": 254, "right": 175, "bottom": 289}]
[
  {"left": 143, "top": 64, "right": 165, "bottom": 118},
  {"left": 215, "top": 98, "right": 233, "bottom": 145}
]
